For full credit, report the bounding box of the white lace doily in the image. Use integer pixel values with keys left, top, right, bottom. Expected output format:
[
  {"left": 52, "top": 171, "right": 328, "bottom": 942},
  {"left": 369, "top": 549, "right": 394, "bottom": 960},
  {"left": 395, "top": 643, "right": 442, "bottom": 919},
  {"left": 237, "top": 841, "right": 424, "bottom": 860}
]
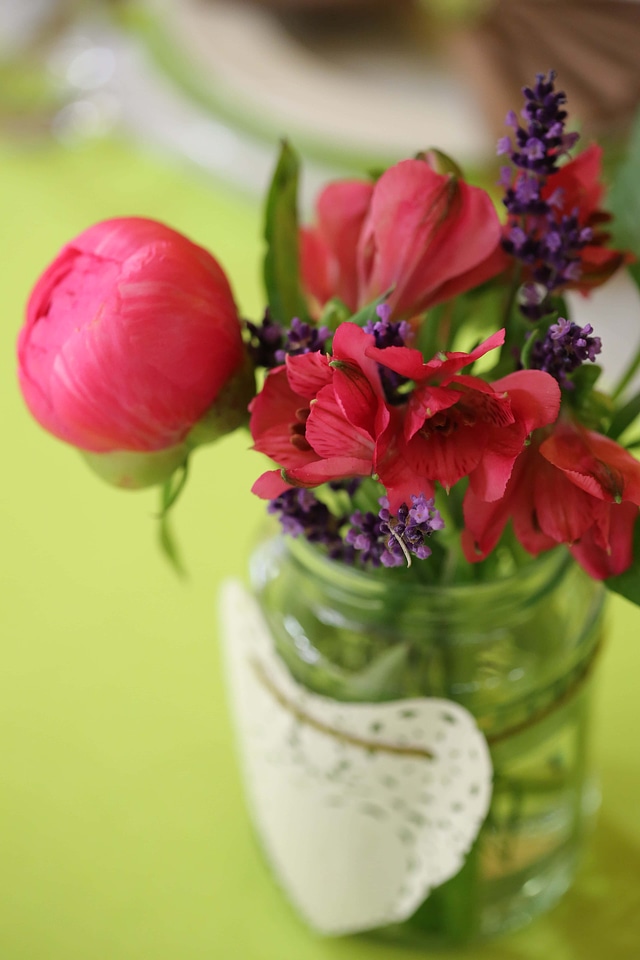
[{"left": 220, "top": 579, "right": 493, "bottom": 935}]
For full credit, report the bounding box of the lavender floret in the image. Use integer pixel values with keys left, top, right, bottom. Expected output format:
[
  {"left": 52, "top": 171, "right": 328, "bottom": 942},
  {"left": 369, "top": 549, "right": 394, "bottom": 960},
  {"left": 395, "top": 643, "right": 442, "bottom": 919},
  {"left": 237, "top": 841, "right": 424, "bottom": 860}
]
[
  {"left": 345, "top": 509, "right": 390, "bottom": 566},
  {"left": 246, "top": 314, "right": 330, "bottom": 368},
  {"left": 269, "top": 486, "right": 443, "bottom": 568},
  {"left": 498, "top": 71, "right": 591, "bottom": 317},
  {"left": 364, "top": 303, "right": 412, "bottom": 405},
  {"left": 364, "top": 303, "right": 412, "bottom": 349},
  {"left": 274, "top": 317, "right": 331, "bottom": 364},
  {"left": 268, "top": 488, "right": 345, "bottom": 556},
  {"left": 346, "top": 494, "right": 444, "bottom": 567},
  {"left": 246, "top": 310, "right": 285, "bottom": 368},
  {"left": 500, "top": 71, "right": 573, "bottom": 187},
  {"left": 529, "top": 317, "right": 602, "bottom": 388}
]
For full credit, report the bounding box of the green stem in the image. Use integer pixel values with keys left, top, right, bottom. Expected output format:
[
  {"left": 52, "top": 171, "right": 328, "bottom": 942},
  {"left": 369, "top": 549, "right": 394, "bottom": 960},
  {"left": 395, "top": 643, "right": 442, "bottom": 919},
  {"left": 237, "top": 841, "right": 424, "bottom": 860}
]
[
  {"left": 408, "top": 839, "right": 482, "bottom": 944},
  {"left": 491, "top": 267, "right": 524, "bottom": 379},
  {"left": 157, "top": 460, "right": 190, "bottom": 576},
  {"left": 502, "top": 265, "right": 523, "bottom": 330},
  {"left": 612, "top": 339, "right": 640, "bottom": 400}
]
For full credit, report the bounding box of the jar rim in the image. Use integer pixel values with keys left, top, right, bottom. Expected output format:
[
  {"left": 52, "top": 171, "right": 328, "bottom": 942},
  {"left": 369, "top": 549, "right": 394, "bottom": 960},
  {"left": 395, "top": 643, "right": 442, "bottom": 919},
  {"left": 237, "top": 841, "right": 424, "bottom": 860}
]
[{"left": 282, "top": 533, "right": 575, "bottom": 611}]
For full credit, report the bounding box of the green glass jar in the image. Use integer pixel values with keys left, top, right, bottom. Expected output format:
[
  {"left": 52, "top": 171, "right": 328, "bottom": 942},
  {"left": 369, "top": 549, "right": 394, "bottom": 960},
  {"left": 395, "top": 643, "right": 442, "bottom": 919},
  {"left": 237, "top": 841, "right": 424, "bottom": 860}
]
[{"left": 244, "top": 533, "right": 605, "bottom": 946}]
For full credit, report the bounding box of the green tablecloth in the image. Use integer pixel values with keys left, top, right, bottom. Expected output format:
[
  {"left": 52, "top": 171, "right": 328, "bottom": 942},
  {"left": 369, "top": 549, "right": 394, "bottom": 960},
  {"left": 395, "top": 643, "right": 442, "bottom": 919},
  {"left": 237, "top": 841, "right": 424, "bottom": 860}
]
[{"left": 1, "top": 138, "right": 639, "bottom": 960}]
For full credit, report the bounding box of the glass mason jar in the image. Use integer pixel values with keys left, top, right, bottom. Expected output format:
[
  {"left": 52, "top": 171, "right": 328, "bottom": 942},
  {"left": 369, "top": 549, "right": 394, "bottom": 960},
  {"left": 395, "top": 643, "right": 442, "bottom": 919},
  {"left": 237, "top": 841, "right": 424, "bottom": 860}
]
[{"left": 243, "top": 533, "right": 606, "bottom": 946}]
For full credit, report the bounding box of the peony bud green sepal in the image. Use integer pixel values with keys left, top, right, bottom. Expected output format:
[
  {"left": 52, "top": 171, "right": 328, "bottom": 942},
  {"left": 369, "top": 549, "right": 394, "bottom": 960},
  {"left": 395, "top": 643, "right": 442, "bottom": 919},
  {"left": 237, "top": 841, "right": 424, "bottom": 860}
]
[
  {"left": 81, "top": 354, "right": 256, "bottom": 490},
  {"left": 185, "top": 354, "right": 256, "bottom": 449},
  {"left": 81, "top": 445, "right": 189, "bottom": 490}
]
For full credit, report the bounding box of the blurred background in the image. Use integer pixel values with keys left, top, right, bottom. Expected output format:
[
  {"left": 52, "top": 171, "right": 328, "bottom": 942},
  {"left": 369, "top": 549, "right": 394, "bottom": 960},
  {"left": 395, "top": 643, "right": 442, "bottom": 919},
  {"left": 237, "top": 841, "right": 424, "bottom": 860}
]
[
  {"left": 3, "top": 0, "right": 640, "bottom": 196},
  {"left": 4, "top": 0, "right": 640, "bottom": 374},
  {"left": 2, "top": 3, "right": 640, "bottom": 959}
]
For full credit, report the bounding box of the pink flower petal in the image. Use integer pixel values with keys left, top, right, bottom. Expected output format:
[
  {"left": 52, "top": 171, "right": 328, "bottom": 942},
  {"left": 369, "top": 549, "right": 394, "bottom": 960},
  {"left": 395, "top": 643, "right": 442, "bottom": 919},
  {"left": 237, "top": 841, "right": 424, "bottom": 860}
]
[
  {"left": 570, "top": 501, "right": 638, "bottom": 578},
  {"left": 358, "top": 160, "right": 503, "bottom": 316},
  {"left": 492, "top": 370, "right": 561, "bottom": 434},
  {"left": 405, "top": 385, "right": 460, "bottom": 441},
  {"left": 305, "top": 385, "right": 375, "bottom": 463},
  {"left": 284, "top": 456, "right": 373, "bottom": 487},
  {"left": 391, "top": 180, "right": 504, "bottom": 315},
  {"left": 532, "top": 454, "right": 597, "bottom": 543},
  {"left": 541, "top": 423, "right": 640, "bottom": 504},
  {"left": 251, "top": 470, "right": 292, "bottom": 499},
  {"left": 285, "top": 351, "right": 332, "bottom": 399},
  {"left": 301, "top": 180, "right": 374, "bottom": 312},
  {"left": 249, "top": 367, "right": 299, "bottom": 438}
]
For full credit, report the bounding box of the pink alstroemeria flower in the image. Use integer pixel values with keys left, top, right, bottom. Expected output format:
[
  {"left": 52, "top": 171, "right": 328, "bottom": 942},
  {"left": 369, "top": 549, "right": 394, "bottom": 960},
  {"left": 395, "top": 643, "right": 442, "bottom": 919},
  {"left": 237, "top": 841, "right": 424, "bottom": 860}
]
[
  {"left": 300, "top": 180, "right": 374, "bottom": 315},
  {"left": 367, "top": 330, "right": 561, "bottom": 511},
  {"left": 250, "top": 323, "right": 389, "bottom": 498},
  {"left": 462, "top": 418, "right": 640, "bottom": 579},
  {"left": 301, "top": 158, "right": 505, "bottom": 320}
]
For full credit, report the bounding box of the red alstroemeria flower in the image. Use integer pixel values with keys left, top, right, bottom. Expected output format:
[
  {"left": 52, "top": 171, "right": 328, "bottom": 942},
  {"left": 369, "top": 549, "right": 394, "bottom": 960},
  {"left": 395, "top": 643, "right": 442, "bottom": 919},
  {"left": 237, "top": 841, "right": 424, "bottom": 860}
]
[
  {"left": 462, "top": 417, "right": 640, "bottom": 579},
  {"left": 367, "top": 330, "right": 561, "bottom": 511},
  {"left": 249, "top": 323, "right": 389, "bottom": 498},
  {"left": 543, "top": 145, "right": 628, "bottom": 290},
  {"left": 300, "top": 180, "right": 374, "bottom": 315},
  {"left": 301, "top": 158, "right": 505, "bottom": 320}
]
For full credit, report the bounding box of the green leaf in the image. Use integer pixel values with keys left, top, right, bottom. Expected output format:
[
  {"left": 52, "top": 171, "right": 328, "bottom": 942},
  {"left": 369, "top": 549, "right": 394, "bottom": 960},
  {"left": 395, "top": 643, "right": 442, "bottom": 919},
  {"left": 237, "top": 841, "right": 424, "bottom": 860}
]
[
  {"left": 611, "top": 335, "right": 640, "bottom": 401},
  {"left": 628, "top": 261, "right": 640, "bottom": 291},
  {"left": 570, "top": 362, "right": 602, "bottom": 396},
  {"left": 607, "top": 108, "right": 640, "bottom": 261},
  {"left": 159, "top": 513, "right": 186, "bottom": 578},
  {"left": 566, "top": 366, "right": 611, "bottom": 432},
  {"left": 608, "top": 390, "right": 640, "bottom": 440},
  {"left": 157, "top": 461, "right": 190, "bottom": 576},
  {"left": 161, "top": 459, "right": 190, "bottom": 513},
  {"left": 570, "top": 387, "right": 612, "bottom": 433},
  {"left": 339, "top": 643, "right": 412, "bottom": 700},
  {"left": 607, "top": 109, "right": 640, "bottom": 376},
  {"left": 263, "top": 141, "right": 308, "bottom": 324},
  {"left": 318, "top": 297, "right": 351, "bottom": 332},
  {"left": 606, "top": 518, "right": 640, "bottom": 605},
  {"left": 366, "top": 165, "right": 387, "bottom": 183},
  {"left": 346, "top": 287, "right": 395, "bottom": 329},
  {"left": 415, "top": 148, "right": 463, "bottom": 178},
  {"left": 519, "top": 326, "right": 542, "bottom": 371}
]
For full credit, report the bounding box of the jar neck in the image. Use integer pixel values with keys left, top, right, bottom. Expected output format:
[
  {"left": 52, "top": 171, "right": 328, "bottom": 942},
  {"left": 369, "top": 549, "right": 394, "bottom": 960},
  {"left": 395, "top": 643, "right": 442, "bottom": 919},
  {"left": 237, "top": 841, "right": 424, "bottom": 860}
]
[{"left": 281, "top": 534, "right": 581, "bottom": 630}]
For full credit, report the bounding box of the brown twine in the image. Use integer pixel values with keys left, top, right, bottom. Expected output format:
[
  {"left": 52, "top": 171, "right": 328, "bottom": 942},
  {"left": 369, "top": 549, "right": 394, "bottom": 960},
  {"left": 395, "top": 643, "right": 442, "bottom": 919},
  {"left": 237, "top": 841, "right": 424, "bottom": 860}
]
[
  {"left": 485, "top": 633, "right": 604, "bottom": 747},
  {"left": 250, "top": 633, "right": 603, "bottom": 759},
  {"left": 250, "top": 658, "right": 435, "bottom": 759}
]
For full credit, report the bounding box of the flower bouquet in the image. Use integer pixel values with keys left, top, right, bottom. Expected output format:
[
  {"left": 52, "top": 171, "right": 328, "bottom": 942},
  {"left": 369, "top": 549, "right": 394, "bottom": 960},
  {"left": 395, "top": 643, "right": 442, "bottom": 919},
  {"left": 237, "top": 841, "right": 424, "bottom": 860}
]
[{"left": 17, "top": 72, "right": 640, "bottom": 945}]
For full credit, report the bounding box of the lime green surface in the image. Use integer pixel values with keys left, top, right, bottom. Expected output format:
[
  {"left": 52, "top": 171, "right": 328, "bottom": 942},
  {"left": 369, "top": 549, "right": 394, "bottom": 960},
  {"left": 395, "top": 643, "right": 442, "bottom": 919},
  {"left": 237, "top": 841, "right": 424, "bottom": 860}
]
[{"left": 1, "top": 137, "right": 640, "bottom": 960}]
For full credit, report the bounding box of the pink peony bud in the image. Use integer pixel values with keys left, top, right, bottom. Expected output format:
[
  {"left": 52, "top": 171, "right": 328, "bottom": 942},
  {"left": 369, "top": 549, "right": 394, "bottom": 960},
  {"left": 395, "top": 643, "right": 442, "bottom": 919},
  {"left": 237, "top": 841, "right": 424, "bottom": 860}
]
[{"left": 17, "top": 217, "right": 254, "bottom": 487}]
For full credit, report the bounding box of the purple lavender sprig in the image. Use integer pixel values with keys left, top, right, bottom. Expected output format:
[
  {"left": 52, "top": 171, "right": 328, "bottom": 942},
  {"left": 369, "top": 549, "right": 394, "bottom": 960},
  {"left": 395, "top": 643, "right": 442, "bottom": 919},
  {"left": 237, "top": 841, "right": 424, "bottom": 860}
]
[
  {"left": 268, "top": 487, "right": 444, "bottom": 568},
  {"left": 364, "top": 303, "right": 412, "bottom": 349},
  {"left": 246, "top": 313, "right": 330, "bottom": 369},
  {"left": 529, "top": 317, "right": 602, "bottom": 389},
  {"left": 274, "top": 317, "right": 331, "bottom": 364},
  {"left": 246, "top": 310, "right": 284, "bottom": 368},
  {"left": 498, "top": 72, "right": 577, "bottom": 189},
  {"left": 267, "top": 488, "right": 348, "bottom": 559},
  {"left": 499, "top": 71, "right": 589, "bottom": 318},
  {"left": 346, "top": 494, "right": 444, "bottom": 568},
  {"left": 364, "top": 303, "right": 413, "bottom": 404}
]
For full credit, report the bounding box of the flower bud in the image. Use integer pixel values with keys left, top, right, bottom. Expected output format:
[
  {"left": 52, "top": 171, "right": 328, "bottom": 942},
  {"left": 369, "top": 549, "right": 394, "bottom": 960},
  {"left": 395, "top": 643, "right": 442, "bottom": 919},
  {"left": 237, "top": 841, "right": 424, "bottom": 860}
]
[
  {"left": 418, "top": 148, "right": 463, "bottom": 179},
  {"left": 18, "top": 217, "right": 252, "bottom": 487},
  {"left": 301, "top": 159, "right": 506, "bottom": 322},
  {"left": 81, "top": 445, "right": 190, "bottom": 490}
]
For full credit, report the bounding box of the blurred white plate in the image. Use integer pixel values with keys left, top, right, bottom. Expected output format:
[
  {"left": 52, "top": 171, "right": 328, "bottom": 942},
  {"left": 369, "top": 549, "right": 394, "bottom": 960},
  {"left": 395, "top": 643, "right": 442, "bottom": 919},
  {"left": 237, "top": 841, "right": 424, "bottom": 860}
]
[{"left": 146, "top": 0, "right": 492, "bottom": 168}]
